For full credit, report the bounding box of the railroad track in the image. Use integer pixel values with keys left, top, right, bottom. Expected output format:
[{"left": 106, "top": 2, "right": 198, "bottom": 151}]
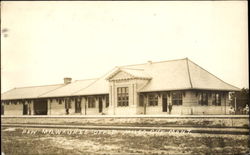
[
  {"left": 2, "top": 115, "right": 249, "bottom": 118},
  {"left": 2, "top": 123, "right": 249, "bottom": 135}
]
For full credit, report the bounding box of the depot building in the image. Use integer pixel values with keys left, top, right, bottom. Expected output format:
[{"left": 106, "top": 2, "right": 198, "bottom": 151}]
[{"left": 1, "top": 58, "right": 240, "bottom": 116}]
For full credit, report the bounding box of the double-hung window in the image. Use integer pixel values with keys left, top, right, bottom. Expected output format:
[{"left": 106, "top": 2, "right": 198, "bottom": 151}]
[
  {"left": 172, "top": 92, "right": 183, "bottom": 105},
  {"left": 148, "top": 94, "right": 158, "bottom": 106},
  {"left": 198, "top": 92, "right": 208, "bottom": 106},
  {"left": 117, "top": 87, "right": 129, "bottom": 107},
  {"left": 212, "top": 93, "right": 221, "bottom": 106}
]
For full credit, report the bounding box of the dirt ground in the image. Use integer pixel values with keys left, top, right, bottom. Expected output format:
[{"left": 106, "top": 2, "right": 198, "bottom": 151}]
[
  {"left": 1, "top": 127, "right": 249, "bottom": 155},
  {"left": 2, "top": 117, "right": 249, "bottom": 128}
]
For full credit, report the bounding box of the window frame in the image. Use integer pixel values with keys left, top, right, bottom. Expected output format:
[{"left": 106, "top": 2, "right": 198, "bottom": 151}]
[
  {"left": 212, "top": 93, "right": 221, "bottom": 106},
  {"left": 117, "top": 87, "right": 129, "bottom": 107},
  {"left": 172, "top": 92, "right": 183, "bottom": 106},
  {"left": 88, "top": 96, "right": 95, "bottom": 108},
  {"left": 198, "top": 92, "right": 208, "bottom": 106},
  {"left": 148, "top": 93, "right": 158, "bottom": 106}
]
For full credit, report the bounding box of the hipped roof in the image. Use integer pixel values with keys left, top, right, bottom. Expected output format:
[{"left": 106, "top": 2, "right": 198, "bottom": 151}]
[
  {"left": 137, "top": 58, "right": 240, "bottom": 92},
  {"left": 1, "top": 79, "right": 96, "bottom": 100},
  {"left": 1, "top": 58, "right": 240, "bottom": 100},
  {"left": 1, "top": 84, "right": 65, "bottom": 100},
  {"left": 72, "top": 58, "right": 240, "bottom": 95},
  {"left": 40, "top": 79, "right": 97, "bottom": 98}
]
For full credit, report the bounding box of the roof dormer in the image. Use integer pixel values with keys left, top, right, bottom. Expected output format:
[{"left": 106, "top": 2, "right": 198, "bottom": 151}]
[{"left": 106, "top": 68, "right": 151, "bottom": 81}]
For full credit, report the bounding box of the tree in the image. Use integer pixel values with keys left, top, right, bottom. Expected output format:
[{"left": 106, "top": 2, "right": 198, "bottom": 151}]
[{"left": 230, "top": 88, "right": 249, "bottom": 114}]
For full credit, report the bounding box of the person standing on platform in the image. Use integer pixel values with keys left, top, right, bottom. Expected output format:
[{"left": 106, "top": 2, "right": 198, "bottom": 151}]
[{"left": 65, "top": 98, "right": 71, "bottom": 115}]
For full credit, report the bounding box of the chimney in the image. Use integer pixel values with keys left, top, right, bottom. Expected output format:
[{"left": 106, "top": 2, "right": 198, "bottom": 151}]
[{"left": 64, "top": 77, "right": 72, "bottom": 84}]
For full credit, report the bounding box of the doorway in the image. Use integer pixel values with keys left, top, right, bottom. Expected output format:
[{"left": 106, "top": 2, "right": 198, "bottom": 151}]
[
  {"left": 23, "top": 103, "right": 28, "bottom": 115},
  {"left": 1, "top": 104, "right": 4, "bottom": 115},
  {"left": 162, "top": 95, "right": 168, "bottom": 112},
  {"left": 139, "top": 94, "right": 146, "bottom": 114},
  {"left": 34, "top": 100, "right": 48, "bottom": 115},
  {"left": 99, "top": 97, "right": 103, "bottom": 113},
  {"left": 75, "top": 98, "right": 81, "bottom": 113}
]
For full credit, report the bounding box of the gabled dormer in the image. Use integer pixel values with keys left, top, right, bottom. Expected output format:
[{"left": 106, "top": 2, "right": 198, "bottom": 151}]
[{"left": 106, "top": 67, "right": 151, "bottom": 81}]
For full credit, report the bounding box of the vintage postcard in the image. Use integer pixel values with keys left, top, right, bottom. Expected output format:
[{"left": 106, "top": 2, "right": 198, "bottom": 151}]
[{"left": 1, "top": 1, "right": 249, "bottom": 155}]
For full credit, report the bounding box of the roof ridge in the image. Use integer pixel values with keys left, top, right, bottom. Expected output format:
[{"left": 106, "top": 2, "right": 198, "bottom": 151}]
[
  {"left": 74, "top": 78, "right": 98, "bottom": 82},
  {"left": 119, "top": 58, "right": 186, "bottom": 68},
  {"left": 147, "top": 58, "right": 187, "bottom": 65},
  {"left": 188, "top": 59, "right": 240, "bottom": 90},
  {"left": 121, "top": 68, "right": 145, "bottom": 71},
  {"left": 4, "top": 83, "right": 65, "bottom": 90}
]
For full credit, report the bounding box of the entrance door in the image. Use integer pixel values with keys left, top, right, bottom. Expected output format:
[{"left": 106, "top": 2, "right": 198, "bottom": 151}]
[
  {"left": 162, "top": 96, "right": 168, "bottom": 112},
  {"left": 34, "top": 100, "right": 48, "bottom": 115},
  {"left": 1, "top": 104, "right": 4, "bottom": 115},
  {"left": 75, "top": 99, "right": 81, "bottom": 113},
  {"left": 99, "top": 98, "right": 103, "bottom": 113},
  {"left": 23, "top": 103, "right": 28, "bottom": 115},
  {"left": 139, "top": 94, "right": 146, "bottom": 114}
]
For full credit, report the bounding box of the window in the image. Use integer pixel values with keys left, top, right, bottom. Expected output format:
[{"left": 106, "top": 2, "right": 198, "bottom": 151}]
[
  {"left": 58, "top": 99, "right": 62, "bottom": 104},
  {"left": 212, "top": 93, "right": 221, "bottom": 106},
  {"left": 148, "top": 94, "right": 158, "bottom": 106},
  {"left": 198, "top": 92, "right": 208, "bottom": 106},
  {"left": 106, "top": 96, "right": 109, "bottom": 108},
  {"left": 88, "top": 97, "right": 95, "bottom": 108},
  {"left": 117, "top": 87, "right": 129, "bottom": 107},
  {"left": 172, "top": 92, "right": 182, "bottom": 105}
]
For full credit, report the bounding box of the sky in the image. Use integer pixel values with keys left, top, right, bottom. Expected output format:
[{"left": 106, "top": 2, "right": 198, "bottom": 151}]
[{"left": 1, "top": 1, "right": 248, "bottom": 93}]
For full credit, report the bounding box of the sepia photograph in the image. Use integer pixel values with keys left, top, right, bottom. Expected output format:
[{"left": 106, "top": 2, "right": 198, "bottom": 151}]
[{"left": 1, "top": 1, "right": 249, "bottom": 155}]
